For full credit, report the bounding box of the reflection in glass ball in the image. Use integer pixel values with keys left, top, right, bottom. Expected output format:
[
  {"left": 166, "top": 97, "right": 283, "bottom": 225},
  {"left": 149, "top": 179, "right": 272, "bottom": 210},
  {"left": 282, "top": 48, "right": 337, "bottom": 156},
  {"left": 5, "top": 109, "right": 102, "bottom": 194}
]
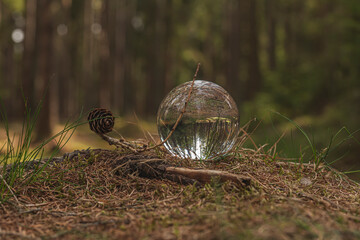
[{"left": 157, "top": 80, "right": 240, "bottom": 160}]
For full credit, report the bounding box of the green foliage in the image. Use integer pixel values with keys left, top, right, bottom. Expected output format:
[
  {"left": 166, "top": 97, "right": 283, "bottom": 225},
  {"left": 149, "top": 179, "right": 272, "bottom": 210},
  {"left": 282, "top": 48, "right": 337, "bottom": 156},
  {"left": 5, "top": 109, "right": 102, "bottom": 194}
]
[
  {"left": 2, "top": 0, "right": 24, "bottom": 12},
  {"left": 0, "top": 99, "right": 84, "bottom": 203},
  {"left": 246, "top": 111, "right": 360, "bottom": 180}
]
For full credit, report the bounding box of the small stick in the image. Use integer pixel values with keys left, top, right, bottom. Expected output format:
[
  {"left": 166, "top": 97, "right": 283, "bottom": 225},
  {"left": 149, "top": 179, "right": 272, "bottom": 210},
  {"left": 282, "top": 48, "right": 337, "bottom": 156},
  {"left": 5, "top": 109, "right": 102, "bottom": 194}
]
[
  {"left": 140, "top": 63, "right": 201, "bottom": 152},
  {"left": 239, "top": 119, "right": 262, "bottom": 151},
  {"left": 269, "top": 132, "right": 286, "bottom": 158},
  {"left": 163, "top": 166, "right": 251, "bottom": 187},
  {"left": 99, "top": 134, "right": 138, "bottom": 152},
  {"left": 0, "top": 174, "right": 22, "bottom": 207},
  {"left": 96, "top": 63, "right": 200, "bottom": 153}
]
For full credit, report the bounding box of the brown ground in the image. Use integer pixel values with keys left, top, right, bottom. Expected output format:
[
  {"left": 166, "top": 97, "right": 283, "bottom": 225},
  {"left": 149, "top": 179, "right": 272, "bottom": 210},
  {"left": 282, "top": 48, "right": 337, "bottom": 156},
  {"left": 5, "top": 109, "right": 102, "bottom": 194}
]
[{"left": 0, "top": 147, "right": 359, "bottom": 240}]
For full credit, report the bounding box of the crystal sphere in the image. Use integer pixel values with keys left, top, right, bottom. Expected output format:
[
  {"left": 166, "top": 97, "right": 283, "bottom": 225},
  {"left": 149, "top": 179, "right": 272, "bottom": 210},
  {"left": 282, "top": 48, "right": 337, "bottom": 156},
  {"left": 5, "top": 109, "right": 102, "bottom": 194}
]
[{"left": 157, "top": 80, "right": 240, "bottom": 160}]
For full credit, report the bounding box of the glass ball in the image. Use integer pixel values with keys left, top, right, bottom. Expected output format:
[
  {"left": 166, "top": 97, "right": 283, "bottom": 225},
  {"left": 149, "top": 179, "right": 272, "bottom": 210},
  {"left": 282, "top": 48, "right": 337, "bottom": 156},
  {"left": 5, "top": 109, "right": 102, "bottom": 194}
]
[{"left": 157, "top": 80, "right": 240, "bottom": 160}]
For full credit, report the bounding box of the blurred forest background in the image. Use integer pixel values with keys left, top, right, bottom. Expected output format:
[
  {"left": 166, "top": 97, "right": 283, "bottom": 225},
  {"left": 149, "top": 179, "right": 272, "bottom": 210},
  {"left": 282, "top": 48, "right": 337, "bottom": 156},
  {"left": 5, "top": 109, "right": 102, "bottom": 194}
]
[{"left": 0, "top": 0, "right": 359, "bottom": 178}]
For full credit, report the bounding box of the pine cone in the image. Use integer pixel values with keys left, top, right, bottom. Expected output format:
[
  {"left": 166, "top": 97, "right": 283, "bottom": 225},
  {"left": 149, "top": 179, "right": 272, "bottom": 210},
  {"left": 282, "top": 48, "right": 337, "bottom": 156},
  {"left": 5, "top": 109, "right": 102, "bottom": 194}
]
[{"left": 88, "top": 108, "right": 115, "bottom": 134}]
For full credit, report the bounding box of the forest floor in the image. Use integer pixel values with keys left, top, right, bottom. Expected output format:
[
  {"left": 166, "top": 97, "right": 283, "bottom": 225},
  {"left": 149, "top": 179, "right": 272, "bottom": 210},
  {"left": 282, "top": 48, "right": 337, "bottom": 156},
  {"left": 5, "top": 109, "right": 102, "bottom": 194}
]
[{"left": 0, "top": 144, "right": 359, "bottom": 240}]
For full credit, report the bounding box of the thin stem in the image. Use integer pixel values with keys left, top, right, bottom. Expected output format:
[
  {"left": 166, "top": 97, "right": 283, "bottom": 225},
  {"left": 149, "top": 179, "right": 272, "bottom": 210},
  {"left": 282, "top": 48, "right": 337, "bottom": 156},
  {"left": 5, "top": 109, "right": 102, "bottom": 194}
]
[
  {"left": 0, "top": 174, "right": 22, "bottom": 206},
  {"left": 95, "top": 63, "right": 201, "bottom": 153},
  {"left": 143, "top": 63, "right": 201, "bottom": 151}
]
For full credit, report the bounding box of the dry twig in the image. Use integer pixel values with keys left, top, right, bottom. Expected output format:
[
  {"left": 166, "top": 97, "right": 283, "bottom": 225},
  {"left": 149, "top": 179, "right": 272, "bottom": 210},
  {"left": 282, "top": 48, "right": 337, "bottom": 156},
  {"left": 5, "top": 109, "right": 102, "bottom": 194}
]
[
  {"left": 163, "top": 166, "right": 251, "bottom": 187},
  {"left": 144, "top": 62, "right": 201, "bottom": 151},
  {"left": 0, "top": 174, "right": 22, "bottom": 207},
  {"left": 97, "top": 63, "right": 201, "bottom": 153}
]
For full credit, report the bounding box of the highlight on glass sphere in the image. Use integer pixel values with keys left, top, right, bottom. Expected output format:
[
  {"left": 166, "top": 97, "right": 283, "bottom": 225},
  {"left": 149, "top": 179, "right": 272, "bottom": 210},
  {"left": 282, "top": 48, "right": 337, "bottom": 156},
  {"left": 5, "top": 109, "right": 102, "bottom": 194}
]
[{"left": 157, "top": 80, "right": 240, "bottom": 160}]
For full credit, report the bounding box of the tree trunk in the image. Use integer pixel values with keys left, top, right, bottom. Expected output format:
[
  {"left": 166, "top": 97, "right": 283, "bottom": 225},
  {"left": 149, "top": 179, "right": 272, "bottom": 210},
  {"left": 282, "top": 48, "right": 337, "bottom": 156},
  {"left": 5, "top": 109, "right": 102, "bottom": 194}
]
[
  {"left": 34, "top": 0, "right": 53, "bottom": 141},
  {"left": 56, "top": 2, "right": 71, "bottom": 120},
  {"left": 125, "top": 1, "right": 137, "bottom": 115},
  {"left": 144, "top": 0, "right": 165, "bottom": 116},
  {"left": 0, "top": 4, "right": 16, "bottom": 120},
  {"left": 67, "top": 0, "right": 85, "bottom": 118},
  {"left": 99, "top": 0, "right": 110, "bottom": 110},
  {"left": 113, "top": 0, "right": 127, "bottom": 114},
  {"left": 265, "top": 0, "right": 277, "bottom": 71},
  {"left": 162, "top": 0, "right": 174, "bottom": 96},
  {"left": 22, "top": 0, "right": 37, "bottom": 112},
  {"left": 224, "top": 0, "right": 241, "bottom": 106},
  {"left": 245, "top": 0, "right": 261, "bottom": 100},
  {"left": 82, "top": 0, "right": 96, "bottom": 110},
  {"left": 284, "top": 1, "right": 304, "bottom": 70}
]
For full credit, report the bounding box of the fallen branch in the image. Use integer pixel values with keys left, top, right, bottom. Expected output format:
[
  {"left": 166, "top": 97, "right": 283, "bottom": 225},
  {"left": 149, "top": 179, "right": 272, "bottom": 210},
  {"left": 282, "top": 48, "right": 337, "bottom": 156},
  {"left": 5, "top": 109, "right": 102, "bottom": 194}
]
[
  {"left": 0, "top": 174, "right": 22, "bottom": 207},
  {"left": 109, "top": 151, "right": 251, "bottom": 187},
  {"left": 163, "top": 166, "right": 251, "bottom": 187}
]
